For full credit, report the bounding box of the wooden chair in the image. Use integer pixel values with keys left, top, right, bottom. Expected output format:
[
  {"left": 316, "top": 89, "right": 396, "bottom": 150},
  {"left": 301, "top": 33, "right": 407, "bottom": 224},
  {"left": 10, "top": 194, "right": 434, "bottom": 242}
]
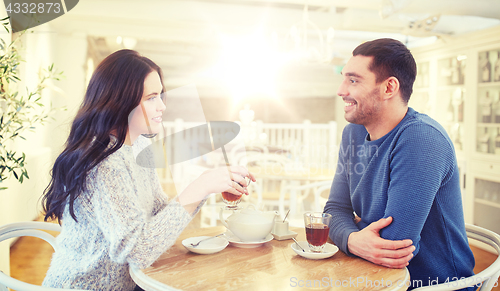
[
  {"left": 312, "top": 180, "right": 333, "bottom": 212},
  {"left": 278, "top": 180, "right": 332, "bottom": 227},
  {"left": 198, "top": 145, "right": 273, "bottom": 226},
  {"left": 229, "top": 144, "right": 269, "bottom": 167},
  {"left": 0, "top": 222, "right": 88, "bottom": 291},
  {"left": 413, "top": 224, "right": 500, "bottom": 291},
  {"left": 243, "top": 153, "right": 294, "bottom": 210}
]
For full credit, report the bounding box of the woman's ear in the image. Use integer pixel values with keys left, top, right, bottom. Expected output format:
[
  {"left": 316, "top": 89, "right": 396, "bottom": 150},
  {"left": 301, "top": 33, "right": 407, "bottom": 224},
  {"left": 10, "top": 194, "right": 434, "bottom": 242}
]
[{"left": 383, "top": 77, "right": 400, "bottom": 101}]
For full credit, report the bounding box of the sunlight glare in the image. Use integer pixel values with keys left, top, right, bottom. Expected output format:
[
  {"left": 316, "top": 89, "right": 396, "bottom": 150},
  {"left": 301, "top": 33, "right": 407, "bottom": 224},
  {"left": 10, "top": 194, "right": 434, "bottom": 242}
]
[{"left": 210, "top": 33, "right": 289, "bottom": 101}]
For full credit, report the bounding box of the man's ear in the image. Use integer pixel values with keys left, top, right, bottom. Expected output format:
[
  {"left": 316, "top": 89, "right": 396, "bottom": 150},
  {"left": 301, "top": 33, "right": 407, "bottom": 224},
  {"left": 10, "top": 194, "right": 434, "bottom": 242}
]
[{"left": 382, "top": 77, "right": 400, "bottom": 101}]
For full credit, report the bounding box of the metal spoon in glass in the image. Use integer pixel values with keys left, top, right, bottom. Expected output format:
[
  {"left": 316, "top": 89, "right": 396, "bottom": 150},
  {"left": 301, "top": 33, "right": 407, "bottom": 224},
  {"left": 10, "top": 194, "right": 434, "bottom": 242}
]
[{"left": 190, "top": 234, "right": 224, "bottom": 247}]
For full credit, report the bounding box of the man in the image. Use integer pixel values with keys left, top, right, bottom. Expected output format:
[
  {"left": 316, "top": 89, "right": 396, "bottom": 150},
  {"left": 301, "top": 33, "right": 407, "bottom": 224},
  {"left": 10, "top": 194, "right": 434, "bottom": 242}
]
[{"left": 324, "top": 38, "right": 475, "bottom": 290}]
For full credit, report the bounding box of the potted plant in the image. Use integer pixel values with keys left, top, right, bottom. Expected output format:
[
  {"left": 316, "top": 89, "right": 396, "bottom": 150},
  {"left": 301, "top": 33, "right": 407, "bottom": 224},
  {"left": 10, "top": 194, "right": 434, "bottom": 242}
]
[{"left": 0, "top": 17, "right": 62, "bottom": 190}]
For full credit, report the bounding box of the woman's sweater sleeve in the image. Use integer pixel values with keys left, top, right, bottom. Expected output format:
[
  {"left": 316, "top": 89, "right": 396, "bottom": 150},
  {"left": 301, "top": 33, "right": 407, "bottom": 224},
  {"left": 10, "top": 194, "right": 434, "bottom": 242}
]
[
  {"left": 151, "top": 178, "right": 171, "bottom": 215},
  {"left": 90, "top": 163, "right": 193, "bottom": 270}
]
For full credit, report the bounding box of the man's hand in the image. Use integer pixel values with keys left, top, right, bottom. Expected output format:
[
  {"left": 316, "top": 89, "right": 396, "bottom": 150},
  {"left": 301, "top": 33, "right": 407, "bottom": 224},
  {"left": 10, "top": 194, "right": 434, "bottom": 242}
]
[{"left": 347, "top": 217, "right": 415, "bottom": 269}]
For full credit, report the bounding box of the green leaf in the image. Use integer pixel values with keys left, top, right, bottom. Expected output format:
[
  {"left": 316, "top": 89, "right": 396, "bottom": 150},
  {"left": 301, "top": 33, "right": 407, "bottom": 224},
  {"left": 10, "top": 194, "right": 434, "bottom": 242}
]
[{"left": 0, "top": 30, "right": 64, "bottom": 185}]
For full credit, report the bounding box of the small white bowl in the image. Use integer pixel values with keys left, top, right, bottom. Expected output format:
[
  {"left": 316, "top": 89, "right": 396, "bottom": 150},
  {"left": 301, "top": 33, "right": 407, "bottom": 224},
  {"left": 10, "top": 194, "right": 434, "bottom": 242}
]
[
  {"left": 291, "top": 241, "right": 339, "bottom": 260},
  {"left": 182, "top": 236, "right": 229, "bottom": 254}
]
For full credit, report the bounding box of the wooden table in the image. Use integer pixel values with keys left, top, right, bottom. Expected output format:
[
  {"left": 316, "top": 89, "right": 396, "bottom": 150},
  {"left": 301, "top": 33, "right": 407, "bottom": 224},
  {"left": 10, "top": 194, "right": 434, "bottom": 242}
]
[{"left": 130, "top": 226, "right": 410, "bottom": 291}]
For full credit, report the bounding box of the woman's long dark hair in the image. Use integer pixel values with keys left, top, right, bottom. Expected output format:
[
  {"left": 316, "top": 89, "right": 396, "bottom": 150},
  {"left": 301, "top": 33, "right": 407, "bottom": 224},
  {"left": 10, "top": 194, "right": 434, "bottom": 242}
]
[{"left": 42, "top": 49, "right": 164, "bottom": 223}]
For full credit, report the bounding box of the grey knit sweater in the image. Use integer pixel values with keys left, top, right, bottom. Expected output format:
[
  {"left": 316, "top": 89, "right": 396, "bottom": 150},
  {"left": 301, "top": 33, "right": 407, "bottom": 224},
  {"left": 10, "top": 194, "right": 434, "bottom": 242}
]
[{"left": 43, "top": 136, "right": 195, "bottom": 290}]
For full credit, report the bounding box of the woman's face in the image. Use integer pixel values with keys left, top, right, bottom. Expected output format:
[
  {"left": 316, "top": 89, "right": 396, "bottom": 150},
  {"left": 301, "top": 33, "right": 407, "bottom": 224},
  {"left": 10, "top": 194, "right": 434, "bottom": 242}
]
[{"left": 127, "top": 70, "right": 165, "bottom": 145}]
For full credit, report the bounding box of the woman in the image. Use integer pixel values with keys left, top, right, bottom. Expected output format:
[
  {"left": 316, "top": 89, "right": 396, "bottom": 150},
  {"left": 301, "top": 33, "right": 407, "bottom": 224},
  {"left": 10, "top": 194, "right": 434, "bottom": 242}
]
[{"left": 41, "top": 49, "right": 253, "bottom": 290}]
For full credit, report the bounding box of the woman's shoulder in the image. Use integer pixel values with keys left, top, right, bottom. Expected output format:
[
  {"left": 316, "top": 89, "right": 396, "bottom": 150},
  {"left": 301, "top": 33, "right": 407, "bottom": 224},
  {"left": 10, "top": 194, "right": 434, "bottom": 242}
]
[
  {"left": 95, "top": 136, "right": 156, "bottom": 172},
  {"left": 84, "top": 147, "right": 135, "bottom": 198},
  {"left": 89, "top": 142, "right": 132, "bottom": 175}
]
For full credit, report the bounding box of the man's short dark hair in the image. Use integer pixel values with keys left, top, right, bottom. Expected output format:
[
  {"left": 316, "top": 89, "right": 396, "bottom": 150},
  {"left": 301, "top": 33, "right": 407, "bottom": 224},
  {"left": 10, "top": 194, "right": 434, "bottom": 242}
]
[{"left": 353, "top": 38, "right": 416, "bottom": 103}]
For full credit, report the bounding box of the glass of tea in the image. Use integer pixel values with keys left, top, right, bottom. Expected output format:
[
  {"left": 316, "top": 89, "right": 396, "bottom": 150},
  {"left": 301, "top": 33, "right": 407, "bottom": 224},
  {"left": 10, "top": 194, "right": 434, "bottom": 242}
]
[
  {"left": 304, "top": 212, "right": 332, "bottom": 252},
  {"left": 221, "top": 177, "right": 251, "bottom": 210}
]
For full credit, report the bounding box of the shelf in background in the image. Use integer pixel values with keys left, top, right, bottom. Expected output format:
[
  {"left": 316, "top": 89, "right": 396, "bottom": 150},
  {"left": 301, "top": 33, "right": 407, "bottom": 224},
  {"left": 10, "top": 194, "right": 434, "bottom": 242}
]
[
  {"left": 437, "top": 85, "right": 466, "bottom": 91},
  {"left": 477, "top": 123, "right": 500, "bottom": 127},
  {"left": 475, "top": 198, "right": 500, "bottom": 209},
  {"left": 478, "top": 81, "right": 500, "bottom": 88}
]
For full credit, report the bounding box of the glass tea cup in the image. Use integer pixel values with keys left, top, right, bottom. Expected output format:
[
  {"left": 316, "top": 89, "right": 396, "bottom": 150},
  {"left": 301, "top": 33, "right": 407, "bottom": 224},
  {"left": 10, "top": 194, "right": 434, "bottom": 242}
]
[
  {"left": 304, "top": 212, "right": 332, "bottom": 252},
  {"left": 221, "top": 176, "right": 251, "bottom": 210}
]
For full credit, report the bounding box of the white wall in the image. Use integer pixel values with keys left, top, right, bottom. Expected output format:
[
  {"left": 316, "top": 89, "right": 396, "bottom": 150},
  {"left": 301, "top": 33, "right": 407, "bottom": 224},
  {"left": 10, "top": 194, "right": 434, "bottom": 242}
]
[{"left": 42, "top": 31, "right": 88, "bottom": 161}]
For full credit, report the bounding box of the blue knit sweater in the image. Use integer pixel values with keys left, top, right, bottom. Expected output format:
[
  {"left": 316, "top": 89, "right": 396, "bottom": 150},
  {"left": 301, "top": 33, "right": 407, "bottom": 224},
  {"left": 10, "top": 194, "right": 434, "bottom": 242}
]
[{"left": 324, "top": 108, "right": 475, "bottom": 289}]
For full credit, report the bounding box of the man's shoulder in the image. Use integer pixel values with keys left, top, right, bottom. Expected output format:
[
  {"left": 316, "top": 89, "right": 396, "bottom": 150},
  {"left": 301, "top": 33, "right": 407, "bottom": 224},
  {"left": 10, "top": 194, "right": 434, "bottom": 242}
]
[
  {"left": 396, "top": 109, "right": 454, "bottom": 152},
  {"left": 401, "top": 108, "right": 448, "bottom": 137}
]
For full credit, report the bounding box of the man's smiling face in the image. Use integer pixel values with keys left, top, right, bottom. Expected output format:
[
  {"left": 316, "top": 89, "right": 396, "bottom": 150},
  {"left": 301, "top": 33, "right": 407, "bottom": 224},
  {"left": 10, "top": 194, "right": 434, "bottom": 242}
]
[{"left": 337, "top": 55, "right": 384, "bottom": 126}]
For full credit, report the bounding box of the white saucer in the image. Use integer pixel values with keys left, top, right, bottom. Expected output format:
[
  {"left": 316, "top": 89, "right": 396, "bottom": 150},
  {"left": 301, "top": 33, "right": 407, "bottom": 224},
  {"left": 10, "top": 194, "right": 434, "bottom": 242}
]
[
  {"left": 291, "top": 241, "right": 339, "bottom": 259},
  {"left": 182, "top": 236, "right": 229, "bottom": 254},
  {"left": 224, "top": 231, "right": 273, "bottom": 248}
]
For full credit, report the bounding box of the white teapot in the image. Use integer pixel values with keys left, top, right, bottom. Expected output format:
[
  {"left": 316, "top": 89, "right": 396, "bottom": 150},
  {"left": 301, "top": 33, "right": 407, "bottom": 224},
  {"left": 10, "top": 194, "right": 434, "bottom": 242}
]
[{"left": 219, "top": 205, "right": 278, "bottom": 242}]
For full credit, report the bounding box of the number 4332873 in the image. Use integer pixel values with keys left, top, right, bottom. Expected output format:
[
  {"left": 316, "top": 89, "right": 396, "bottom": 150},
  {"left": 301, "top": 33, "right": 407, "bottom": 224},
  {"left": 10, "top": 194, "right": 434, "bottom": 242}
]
[{"left": 5, "top": 2, "right": 62, "bottom": 14}]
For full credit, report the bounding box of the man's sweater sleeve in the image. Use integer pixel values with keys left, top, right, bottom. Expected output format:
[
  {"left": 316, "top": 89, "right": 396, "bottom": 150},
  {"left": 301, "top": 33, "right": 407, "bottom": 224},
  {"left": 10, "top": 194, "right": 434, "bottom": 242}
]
[
  {"left": 379, "top": 123, "right": 456, "bottom": 257},
  {"left": 323, "top": 127, "right": 360, "bottom": 256}
]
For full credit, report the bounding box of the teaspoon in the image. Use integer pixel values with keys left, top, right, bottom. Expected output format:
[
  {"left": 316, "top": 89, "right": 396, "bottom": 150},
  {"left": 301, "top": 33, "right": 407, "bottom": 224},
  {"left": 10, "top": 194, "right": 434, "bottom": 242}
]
[{"left": 292, "top": 237, "right": 305, "bottom": 252}]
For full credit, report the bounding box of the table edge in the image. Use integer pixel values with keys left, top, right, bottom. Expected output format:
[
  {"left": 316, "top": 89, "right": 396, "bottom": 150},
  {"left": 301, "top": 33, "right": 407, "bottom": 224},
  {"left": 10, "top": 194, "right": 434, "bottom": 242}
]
[
  {"left": 129, "top": 226, "right": 411, "bottom": 291},
  {"left": 386, "top": 267, "right": 411, "bottom": 291},
  {"left": 130, "top": 266, "right": 181, "bottom": 291}
]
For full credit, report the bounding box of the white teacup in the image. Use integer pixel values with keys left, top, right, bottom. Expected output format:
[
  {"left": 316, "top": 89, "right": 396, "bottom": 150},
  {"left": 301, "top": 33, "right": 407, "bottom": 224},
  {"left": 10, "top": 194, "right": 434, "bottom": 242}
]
[{"left": 220, "top": 205, "right": 278, "bottom": 242}]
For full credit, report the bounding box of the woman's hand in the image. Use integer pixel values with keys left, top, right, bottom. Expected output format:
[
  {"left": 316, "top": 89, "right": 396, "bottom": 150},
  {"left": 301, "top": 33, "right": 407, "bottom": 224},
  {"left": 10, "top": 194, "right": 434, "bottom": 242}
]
[
  {"left": 177, "top": 166, "right": 256, "bottom": 208},
  {"left": 198, "top": 165, "right": 256, "bottom": 197}
]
